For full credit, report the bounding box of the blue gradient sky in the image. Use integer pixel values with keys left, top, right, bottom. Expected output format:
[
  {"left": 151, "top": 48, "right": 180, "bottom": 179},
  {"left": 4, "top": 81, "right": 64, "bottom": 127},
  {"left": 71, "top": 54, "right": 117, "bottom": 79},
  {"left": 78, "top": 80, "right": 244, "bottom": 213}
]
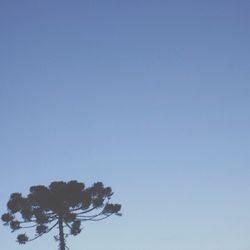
[{"left": 0, "top": 1, "right": 250, "bottom": 249}]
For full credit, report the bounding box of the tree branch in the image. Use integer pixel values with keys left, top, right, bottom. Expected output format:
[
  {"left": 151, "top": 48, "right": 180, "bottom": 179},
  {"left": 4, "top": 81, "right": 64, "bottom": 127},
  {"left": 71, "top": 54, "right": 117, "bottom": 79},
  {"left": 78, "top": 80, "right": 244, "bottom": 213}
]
[
  {"left": 27, "top": 221, "right": 59, "bottom": 242},
  {"left": 74, "top": 206, "right": 99, "bottom": 215},
  {"left": 78, "top": 214, "right": 112, "bottom": 221}
]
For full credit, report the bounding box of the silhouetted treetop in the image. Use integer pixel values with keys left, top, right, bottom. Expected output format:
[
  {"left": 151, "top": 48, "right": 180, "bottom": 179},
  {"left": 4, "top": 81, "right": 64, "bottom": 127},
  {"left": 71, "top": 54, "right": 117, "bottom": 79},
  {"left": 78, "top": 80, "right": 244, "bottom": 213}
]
[{"left": 2, "top": 180, "right": 121, "bottom": 249}]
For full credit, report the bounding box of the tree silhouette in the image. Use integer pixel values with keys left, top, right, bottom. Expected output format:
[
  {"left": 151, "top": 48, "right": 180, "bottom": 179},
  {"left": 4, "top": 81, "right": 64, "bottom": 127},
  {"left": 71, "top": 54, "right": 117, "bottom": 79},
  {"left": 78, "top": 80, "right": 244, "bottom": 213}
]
[{"left": 1, "top": 180, "right": 121, "bottom": 250}]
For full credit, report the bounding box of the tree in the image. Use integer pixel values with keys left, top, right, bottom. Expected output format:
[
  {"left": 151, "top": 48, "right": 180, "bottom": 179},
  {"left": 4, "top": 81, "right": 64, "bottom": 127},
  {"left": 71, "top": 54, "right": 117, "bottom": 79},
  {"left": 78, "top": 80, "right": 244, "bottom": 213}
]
[{"left": 1, "top": 180, "right": 121, "bottom": 250}]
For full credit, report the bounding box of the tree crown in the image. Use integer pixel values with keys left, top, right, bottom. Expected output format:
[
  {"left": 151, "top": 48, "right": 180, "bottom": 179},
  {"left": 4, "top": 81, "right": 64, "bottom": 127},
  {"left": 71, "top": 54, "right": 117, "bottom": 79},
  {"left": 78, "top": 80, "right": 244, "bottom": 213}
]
[{"left": 2, "top": 180, "right": 121, "bottom": 246}]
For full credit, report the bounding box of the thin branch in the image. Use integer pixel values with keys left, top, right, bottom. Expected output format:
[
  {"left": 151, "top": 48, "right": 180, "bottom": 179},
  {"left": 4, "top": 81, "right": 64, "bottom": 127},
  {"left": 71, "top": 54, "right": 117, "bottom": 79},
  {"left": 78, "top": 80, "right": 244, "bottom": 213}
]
[
  {"left": 18, "top": 214, "right": 57, "bottom": 224},
  {"left": 27, "top": 221, "right": 59, "bottom": 242},
  {"left": 27, "top": 232, "right": 45, "bottom": 242},
  {"left": 19, "top": 220, "right": 37, "bottom": 224},
  {"left": 75, "top": 203, "right": 110, "bottom": 219},
  {"left": 65, "top": 222, "right": 73, "bottom": 230},
  {"left": 79, "top": 214, "right": 112, "bottom": 222},
  {"left": 20, "top": 224, "right": 37, "bottom": 229},
  {"left": 68, "top": 206, "right": 82, "bottom": 212},
  {"left": 72, "top": 206, "right": 98, "bottom": 214}
]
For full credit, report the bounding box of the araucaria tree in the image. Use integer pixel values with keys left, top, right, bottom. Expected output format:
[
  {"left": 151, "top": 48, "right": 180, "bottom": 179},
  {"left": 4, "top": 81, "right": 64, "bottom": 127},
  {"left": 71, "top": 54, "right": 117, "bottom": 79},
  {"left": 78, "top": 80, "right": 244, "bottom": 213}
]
[{"left": 1, "top": 180, "right": 121, "bottom": 250}]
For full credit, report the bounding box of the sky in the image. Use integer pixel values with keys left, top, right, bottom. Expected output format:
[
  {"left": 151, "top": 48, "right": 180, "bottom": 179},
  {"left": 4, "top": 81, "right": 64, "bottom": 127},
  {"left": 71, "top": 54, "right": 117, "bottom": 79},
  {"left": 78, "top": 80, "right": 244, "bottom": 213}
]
[{"left": 0, "top": 0, "right": 250, "bottom": 249}]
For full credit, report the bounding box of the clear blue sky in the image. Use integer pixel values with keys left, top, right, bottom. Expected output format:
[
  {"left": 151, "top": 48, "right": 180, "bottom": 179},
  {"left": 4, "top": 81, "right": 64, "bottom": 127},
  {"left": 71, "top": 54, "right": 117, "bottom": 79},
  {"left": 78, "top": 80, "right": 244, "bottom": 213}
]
[{"left": 0, "top": 1, "right": 250, "bottom": 249}]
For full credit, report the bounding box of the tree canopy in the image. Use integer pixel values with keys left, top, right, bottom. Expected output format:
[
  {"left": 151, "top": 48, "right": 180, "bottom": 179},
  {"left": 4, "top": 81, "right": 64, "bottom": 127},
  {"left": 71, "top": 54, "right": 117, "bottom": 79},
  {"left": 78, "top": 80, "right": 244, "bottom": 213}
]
[{"left": 1, "top": 180, "right": 121, "bottom": 249}]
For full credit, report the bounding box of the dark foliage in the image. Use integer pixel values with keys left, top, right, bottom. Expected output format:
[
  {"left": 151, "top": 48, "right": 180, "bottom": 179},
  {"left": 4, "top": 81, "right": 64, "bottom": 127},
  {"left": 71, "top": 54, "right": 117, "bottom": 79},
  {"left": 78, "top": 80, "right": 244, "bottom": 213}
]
[{"left": 2, "top": 180, "right": 121, "bottom": 249}]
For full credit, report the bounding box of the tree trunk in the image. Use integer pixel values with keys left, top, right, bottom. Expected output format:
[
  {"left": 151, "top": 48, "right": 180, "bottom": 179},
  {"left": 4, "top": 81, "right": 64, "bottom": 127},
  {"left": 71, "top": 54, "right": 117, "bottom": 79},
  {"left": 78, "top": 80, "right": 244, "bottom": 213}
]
[{"left": 58, "top": 215, "right": 66, "bottom": 250}]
